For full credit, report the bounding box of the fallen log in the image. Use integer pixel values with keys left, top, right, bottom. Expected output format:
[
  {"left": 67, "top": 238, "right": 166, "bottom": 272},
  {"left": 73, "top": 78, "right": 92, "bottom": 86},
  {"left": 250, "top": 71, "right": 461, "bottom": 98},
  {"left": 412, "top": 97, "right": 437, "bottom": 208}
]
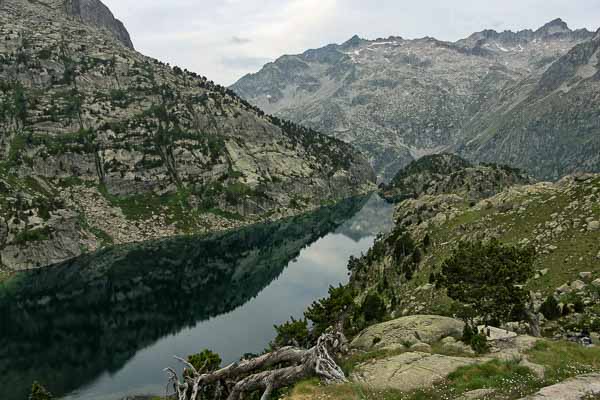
[{"left": 165, "top": 331, "right": 348, "bottom": 400}]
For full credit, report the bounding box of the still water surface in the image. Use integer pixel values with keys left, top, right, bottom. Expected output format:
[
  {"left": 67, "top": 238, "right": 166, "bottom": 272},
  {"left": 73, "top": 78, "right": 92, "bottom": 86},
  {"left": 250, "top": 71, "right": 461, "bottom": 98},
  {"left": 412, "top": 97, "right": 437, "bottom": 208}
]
[{"left": 0, "top": 194, "right": 393, "bottom": 400}]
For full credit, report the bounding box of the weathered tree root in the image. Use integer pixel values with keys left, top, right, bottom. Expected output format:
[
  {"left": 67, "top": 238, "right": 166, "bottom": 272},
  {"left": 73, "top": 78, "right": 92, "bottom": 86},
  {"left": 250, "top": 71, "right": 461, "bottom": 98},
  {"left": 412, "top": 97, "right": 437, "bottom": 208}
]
[{"left": 165, "top": 331, "right": 348, "bottom": 400}]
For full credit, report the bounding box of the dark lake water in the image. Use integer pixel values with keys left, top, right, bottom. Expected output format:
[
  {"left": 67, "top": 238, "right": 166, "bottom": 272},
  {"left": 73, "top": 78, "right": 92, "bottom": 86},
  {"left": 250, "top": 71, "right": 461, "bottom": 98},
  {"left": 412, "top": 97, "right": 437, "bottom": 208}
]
[{"left": 0, "top": 194, "right": 393, "bottom": 400}]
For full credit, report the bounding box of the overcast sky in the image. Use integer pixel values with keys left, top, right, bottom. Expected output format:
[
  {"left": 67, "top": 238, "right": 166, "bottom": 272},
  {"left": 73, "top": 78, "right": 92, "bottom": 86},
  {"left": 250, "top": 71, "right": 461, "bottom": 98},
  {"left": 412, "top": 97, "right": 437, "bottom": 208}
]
[{"left": 103, "top": 0, "right": 600, "bottom": 86}]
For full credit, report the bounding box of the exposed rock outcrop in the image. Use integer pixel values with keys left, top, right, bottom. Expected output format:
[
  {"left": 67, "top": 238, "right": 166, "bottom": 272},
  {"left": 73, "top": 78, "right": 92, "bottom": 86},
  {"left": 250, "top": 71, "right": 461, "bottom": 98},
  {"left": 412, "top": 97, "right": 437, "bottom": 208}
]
[
  {"left": 350, "top": 315, "right": 465, "bottom": 351},
  {"left": 350, "top": 317, "right": 542, "bottom": 394},
  {"left": 352, "top": 352, "right": 478, "bottom": 392},
  {"left": 64, "top": 0, "right": 134, "bottom": 49},
  {"left": 0, "top": 217, "right": 7, "bottom": 247},
  {"left": 462, "top": 32, "right": 600, "bottom": 181}
]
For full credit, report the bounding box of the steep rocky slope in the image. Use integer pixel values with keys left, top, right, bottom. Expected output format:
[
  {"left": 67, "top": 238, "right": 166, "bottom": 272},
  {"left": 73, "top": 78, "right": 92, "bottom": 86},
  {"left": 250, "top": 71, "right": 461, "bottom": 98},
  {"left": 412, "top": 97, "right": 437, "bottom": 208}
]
[
  {"left": 352, "top": 170, "right": 600, "bottom": 337},
  {"left": 0, "top": 0, "right": 375, "bottom": 272},
  {"left": 232, "top": 19, "right": 598, "bottom": 181},
  {"left": 326, "top": 171, "right": 600, "bottom": 399},
  {"left": 461, "top": 29, "right": 600, "bottom": 180},
  {"left": 64, "top": 0, "right": 134, "bottom": 49}
]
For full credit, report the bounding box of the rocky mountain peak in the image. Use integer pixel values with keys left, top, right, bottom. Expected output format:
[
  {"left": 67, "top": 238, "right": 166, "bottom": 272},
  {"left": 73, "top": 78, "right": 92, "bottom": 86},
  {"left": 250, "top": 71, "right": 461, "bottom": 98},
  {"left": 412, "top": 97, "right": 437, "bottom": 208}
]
[
  {"left": 342, "top": 34, "right": 364, "bottom": 48},
  {"left": 535, "top": 18, "right": 571, "bottom": 36},
  {"left": 64, "top": 0, "right": 134, "bottom": 49}
]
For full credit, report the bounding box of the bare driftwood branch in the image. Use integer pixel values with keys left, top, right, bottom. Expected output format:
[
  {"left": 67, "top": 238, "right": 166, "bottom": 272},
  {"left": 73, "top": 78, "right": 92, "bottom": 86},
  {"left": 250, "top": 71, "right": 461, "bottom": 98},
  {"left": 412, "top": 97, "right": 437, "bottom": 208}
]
[{"left": 166, "top": 331, "right": 348, "bottom": 400}]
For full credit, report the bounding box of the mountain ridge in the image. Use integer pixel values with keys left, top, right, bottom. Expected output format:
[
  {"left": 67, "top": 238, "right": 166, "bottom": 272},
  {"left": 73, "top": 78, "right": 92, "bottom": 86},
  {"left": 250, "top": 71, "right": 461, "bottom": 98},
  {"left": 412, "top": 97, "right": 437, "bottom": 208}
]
[
  {"left": 232, "top": 19, "right": 599, "bottom": 181},
  {"left": 380, "top": 154, "right": 533, "bottom": 203}
]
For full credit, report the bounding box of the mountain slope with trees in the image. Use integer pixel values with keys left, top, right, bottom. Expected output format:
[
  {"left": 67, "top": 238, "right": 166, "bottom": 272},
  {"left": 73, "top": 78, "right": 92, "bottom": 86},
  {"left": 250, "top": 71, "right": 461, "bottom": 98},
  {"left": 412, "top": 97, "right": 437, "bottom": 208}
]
[{"left": 0, "top": 0, "right": 375, "bottom": 272}]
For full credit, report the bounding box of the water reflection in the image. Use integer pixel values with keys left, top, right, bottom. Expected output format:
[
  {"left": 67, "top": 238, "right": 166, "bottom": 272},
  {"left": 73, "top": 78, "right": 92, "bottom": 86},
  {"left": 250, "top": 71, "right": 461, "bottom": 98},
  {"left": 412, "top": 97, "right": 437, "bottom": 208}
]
[{"left": 0, "top": 194, "right": 393, "bottom": 400}]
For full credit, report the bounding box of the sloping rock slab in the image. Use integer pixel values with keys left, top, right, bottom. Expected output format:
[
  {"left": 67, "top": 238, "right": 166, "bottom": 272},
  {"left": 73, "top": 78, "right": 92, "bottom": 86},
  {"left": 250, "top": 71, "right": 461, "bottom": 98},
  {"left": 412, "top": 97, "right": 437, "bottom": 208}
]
[
  {"left": 521, "top": 374, "right": 600, "bottom": 399},
  {"left": 351, "top": 315, "right": 464, "bottom": 350},
  {"left": 351, "top": 352, "right": 478, "bottom": 392}
]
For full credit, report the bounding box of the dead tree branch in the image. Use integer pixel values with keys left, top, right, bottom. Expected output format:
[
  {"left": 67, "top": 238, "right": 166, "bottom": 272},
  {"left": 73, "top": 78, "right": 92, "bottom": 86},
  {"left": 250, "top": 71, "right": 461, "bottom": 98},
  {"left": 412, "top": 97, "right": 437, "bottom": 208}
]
[{"left": 166, "top": 331, "right": 348, "bottom": 400}]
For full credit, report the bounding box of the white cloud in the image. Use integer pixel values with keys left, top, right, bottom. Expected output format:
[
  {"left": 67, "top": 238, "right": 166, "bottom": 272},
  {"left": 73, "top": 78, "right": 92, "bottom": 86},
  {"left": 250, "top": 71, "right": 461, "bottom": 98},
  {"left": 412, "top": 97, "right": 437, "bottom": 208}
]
[{"left": 103, "top": 0, "right": 600, "bottom": 86}]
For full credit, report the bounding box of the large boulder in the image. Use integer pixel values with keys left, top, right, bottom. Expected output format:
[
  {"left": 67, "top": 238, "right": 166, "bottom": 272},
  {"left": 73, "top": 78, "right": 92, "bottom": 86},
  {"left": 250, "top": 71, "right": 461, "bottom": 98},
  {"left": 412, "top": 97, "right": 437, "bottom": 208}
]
[
  {"left": 352, "top": 352, "right": 477, "bottom": 392},
  {"left": 351, "top": 315, "right": 465, "bottom": 350},
  {"left": 588, "top": 221, "right": 600, "bottom": 232}
]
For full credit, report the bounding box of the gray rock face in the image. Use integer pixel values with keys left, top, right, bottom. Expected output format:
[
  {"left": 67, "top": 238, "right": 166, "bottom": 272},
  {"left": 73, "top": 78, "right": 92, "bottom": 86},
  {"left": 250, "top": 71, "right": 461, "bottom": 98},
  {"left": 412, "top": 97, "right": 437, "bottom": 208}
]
[
  {"left": 65, "top": 0, "right": 134, "bottom": 49},
  {"left": 232, "top": 20, "right": 598, "bottom": 181},
  {"left": 1, "top": 211, "right": 96, "bottom": 271}
]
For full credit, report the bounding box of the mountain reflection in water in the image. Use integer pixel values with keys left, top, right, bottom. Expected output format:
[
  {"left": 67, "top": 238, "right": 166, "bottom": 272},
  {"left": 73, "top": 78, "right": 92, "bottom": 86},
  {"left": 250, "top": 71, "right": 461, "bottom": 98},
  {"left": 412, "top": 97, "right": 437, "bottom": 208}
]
[{"left": 0, "top": 194, "right": 393, "bottom": 400}]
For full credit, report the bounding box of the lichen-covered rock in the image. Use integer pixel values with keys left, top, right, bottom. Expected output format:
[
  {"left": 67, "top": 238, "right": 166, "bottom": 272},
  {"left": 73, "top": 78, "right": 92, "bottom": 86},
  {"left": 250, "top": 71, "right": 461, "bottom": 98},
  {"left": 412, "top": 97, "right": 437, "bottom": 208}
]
[
  {"left": 350, "top": 315, "right": 465, "bottom": 350},
  {"left": 477, "top": 326, "right": 518, "bottom": 342},
  {"left": 351, "top": 352, "right": 478, "bottom": 392},
  {"left": 571, "top": 280, "right": 587, "bottom": 291},
  {"left": 579, "top": 272, "right": 592, "bottom": 280}
]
